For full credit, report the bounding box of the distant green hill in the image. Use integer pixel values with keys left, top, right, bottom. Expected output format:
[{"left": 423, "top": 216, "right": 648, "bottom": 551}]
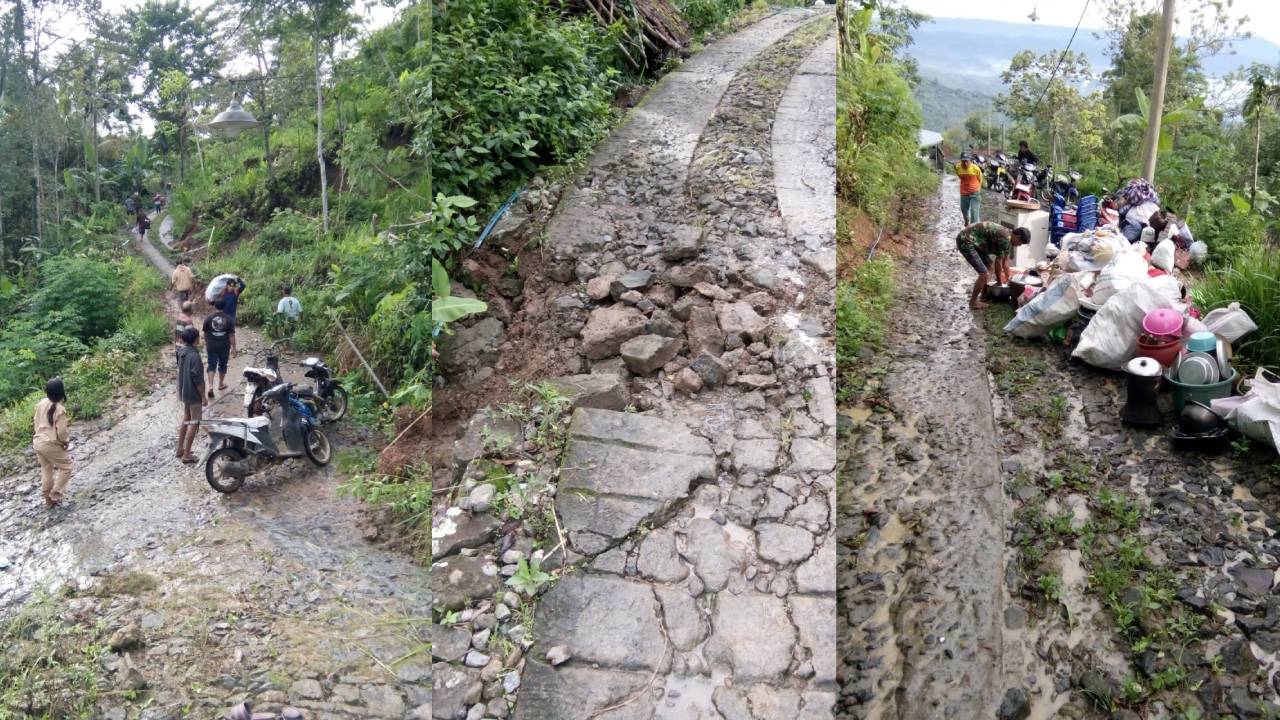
[{"left": 913, "top": 76, "right": 998, "bottom": 133}]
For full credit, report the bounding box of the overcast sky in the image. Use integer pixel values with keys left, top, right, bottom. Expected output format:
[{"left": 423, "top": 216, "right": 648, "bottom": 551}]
[{"left": 901, "top": 0, "right": 1280, "bottom": 46}]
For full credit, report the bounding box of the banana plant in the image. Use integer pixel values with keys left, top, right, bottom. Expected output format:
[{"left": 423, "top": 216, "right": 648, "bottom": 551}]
[
  {"left": 1111, "top": 88, "right": 1200, "bottom": 153},
  {"left": 430, "top": 258, "right": 487, "bottom": 327}
]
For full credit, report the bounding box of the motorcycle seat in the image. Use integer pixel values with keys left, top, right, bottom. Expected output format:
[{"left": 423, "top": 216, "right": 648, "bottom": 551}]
[
  {"left": 218, "top": 416, "right": 272, "bottom": 428},
  {"left": 294, "top": 387, "right": 317, "bottom": 398}
]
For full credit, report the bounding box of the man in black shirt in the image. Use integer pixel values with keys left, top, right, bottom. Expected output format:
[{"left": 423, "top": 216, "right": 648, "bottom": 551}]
[
  {"left": 175, "top": 327, "right": 207, "bottom": 464},
  {"left": 1016, "top": 141, "right": 1040, "bottom": 166},
  {"left": 202, "top": 299, "right": 237, "bottom": 397}
]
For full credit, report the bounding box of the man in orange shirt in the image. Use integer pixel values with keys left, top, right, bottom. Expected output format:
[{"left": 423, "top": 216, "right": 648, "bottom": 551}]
[{"left": 955, "top": 154, "right": 984, "bottom": 224}]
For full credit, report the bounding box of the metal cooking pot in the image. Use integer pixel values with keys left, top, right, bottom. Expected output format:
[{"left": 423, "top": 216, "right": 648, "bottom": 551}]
[
  {"left": 1178, "top": 401, "right": 1224, "bottom": 435},
  {"left": 985, "top": 282, "right": 1013, "bottom": 301}
]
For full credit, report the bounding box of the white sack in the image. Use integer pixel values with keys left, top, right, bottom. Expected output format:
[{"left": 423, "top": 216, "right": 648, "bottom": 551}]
[
  {"left": 1202, "top": 302, "right": 1258, "bottom": 343},
  {"left": 1072, "top": 280, "right": 1178, "bottom": 370},
  {"left": 1151, "top": 239, "right": 1176, "bottom": 272},
  {"left": 1004, "top": 274, "right": 1081, "bottom": 338},
  {"left": 1211, "top": 368, "right": 1280, "bottom": 455},
  {"left": 205, "top": 274, "right": 237, "bottom": 303},
  {"left": 1092, "top": 250, "right": 1150, "bottom": 305},
  {"left": 1189, "top": 241, "right": 1209, "bottom": 265}
]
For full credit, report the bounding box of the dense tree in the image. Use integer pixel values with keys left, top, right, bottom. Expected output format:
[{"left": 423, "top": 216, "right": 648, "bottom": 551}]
[{"left": 996, "top": 50, "right": 1093, "bottom": 168}]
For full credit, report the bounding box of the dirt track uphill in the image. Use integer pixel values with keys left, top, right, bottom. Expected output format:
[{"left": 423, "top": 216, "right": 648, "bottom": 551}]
[
  {"left": 0, "top": 234, "right": 428, "bottom": 719},
  {"left": 431, "top": 7, "right": 837, "bottom": 720},
  {"left": 839, "top": 177, "right": 1280, "bottom": 719}
]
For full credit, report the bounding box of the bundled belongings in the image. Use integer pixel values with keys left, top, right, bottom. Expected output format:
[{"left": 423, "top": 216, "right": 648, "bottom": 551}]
[
  {"left": 1212, "top": 369, "right": 1280, "bottom": 456},
  {"left": 205, "top": 274, "right": 241, "bottom": 303},
  {"left": 1072, "top": 278, "right": 1182, "bottom": 370}
]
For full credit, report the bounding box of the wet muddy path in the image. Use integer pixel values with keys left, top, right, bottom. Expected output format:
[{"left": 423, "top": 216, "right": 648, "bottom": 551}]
[
  {"left": 836, "top": 177, "right": 1009, "bottom": 718},
  {"left": 839, "top": 178, "right": 1280, "bottom": 719},
  {"left": 0, "top": 320, "right": 427, "bottom": 717}
]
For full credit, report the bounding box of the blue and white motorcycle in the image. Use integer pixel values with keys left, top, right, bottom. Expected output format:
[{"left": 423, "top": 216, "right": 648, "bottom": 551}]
[{"left": 195, "top": 382, "right": 331, "bottom": 493}]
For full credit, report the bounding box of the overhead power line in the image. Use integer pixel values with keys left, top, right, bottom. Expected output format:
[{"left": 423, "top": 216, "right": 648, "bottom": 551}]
[{"left": 1032, "top": 0, "right": 1093, "bottom": 111}]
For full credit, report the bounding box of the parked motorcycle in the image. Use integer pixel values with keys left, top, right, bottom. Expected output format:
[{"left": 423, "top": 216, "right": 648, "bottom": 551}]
[
  {"left": 1011, "top": 162, "right": 1040, "bottom": 203},
  {"left": 985, "top": 153, "right": 1013, "bottom": 196},
  {"left": 198, "top": 382, "right": 331, "bottom": 494},
  {"left": 243, "top": 346, "right": 283, "bottom": 417},
  {"left": 1042, "top": 168, "right": 1082, "bottom": 205},
  {"left": 299, "top": 357, "right": 348, "bottom": 422}
]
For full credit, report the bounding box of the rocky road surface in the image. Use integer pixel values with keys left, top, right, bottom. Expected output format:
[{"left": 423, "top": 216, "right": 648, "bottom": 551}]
[{"left": 433, "top": 8, "right": 837, "bottom": 720}]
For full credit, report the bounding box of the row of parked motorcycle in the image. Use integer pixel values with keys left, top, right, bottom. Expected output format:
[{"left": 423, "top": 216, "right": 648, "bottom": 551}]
[
  {"left": 972, "top": 151, "right": 1083, "bottom": 205},
  {"left": 194, "top": 344, "right": 349, "bottom": 494}
]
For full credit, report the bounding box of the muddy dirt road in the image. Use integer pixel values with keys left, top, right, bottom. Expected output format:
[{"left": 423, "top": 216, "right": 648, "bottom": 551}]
[
  {"left": 0, "top": 260, "right": 427, "bottom": 718},
  {"left": 839, "top": 177, "right": 1280, "bottom": 719},
  {"left": 836, "top": 177, "right": 1010, "bottom": 719}
]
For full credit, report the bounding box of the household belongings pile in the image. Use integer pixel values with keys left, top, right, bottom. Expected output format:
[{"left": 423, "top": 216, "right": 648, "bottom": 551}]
[{"left": 1001, "top": 227, "right": 1274, "bottom": 454}]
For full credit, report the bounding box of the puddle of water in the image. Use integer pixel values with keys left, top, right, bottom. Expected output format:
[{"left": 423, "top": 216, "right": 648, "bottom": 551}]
[{"left": 658, "top": 667, "right": 727, "bottom": 719}]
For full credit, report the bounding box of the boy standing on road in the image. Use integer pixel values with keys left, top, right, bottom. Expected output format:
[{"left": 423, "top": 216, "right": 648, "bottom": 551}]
[
  {"left": 202, "top": 299, "right": 237, "bottom": 397},
  {"left": 955, "top": 154, "right": 984, "bottom": 224},
  {"left": 175, "top": 328, "right": 207, "bottom": 464},
  {"left": 956, "top": 222, "right": 1029, "bottom": 310}
]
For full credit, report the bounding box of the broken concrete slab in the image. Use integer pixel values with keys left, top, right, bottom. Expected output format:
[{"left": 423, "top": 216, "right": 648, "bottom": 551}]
[{"left": 556, "top": 409, "right": 715, "bottom": 555}]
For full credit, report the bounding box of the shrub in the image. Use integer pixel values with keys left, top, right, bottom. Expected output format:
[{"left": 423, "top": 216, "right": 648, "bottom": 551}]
[
  {"left": 1192, "top": 243, "right": 1280, "bottom": 371},
  {"left": 255, "top": 209, "right": 321, "bottom": 253},
  {"left": 837, "top": 18, "right": 938, "bottom": 224},
  {"left": 836, "top": 256, "right": 895, "bottom": 369},
  {"left": 29, "top": 256, "right": 124, "bottom": 341}
]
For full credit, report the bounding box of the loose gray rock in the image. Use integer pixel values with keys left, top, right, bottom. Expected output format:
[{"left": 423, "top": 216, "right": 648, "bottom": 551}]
[{"left": 620, "top": 334, "right": 682, "bottom": 375}]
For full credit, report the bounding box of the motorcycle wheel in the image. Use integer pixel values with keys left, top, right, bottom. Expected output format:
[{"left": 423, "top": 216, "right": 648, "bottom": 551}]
[
  {"left": 206, "top": 447, "right": 247, "bottom": 494},
  {"left": 321, "top": 386, "right": 348, "bottom": 423},
  {"left": 304, "top": 426, "right": 332, "bottom": 466}
]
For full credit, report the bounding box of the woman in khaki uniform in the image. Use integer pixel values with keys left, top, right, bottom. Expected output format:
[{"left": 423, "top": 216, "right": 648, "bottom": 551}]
[{"left": 33, "top": 378, "right": 72, "bottom": 508}]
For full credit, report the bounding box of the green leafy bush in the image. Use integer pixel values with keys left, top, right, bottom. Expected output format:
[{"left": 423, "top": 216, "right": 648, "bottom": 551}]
[
  {"left": 677, "top": 0, "right": 746, "bottom": 34},
  {"left": 255, "top": 209, "right": 321, "bottom": 253},
  {"left": 29, "top": 257, "right": 124, "bottom": 341},
  {"left": 431, "top": 0, "right": 618, "bottom": 252},
  {"left": 836, "top": 256, "right": 895, "bottom": 370},
  {"left": 838, "top": 9, "right": 938, "bottom": 224}
]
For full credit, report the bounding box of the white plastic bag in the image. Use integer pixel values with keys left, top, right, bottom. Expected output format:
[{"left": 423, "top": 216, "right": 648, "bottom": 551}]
[
  {"left": 1004, "top": 274, "right": 1081, "bottom": 338},
  {"left": 1211, "top": 369, "right": 1280, "bottom": 455},
  {"left": 1072, "top": 281, "right": 1177, "bottom": 370},
  {"left": 204, "top": 274, "right": 237, "bottom": 303},
  {"left": 1092, "top": 250, "right": 1150, "bottom": 305},
  {"left": 1189, "top": 241, "right": 1208, "bottom": 265},
  {"left": 1202, "top": 302, "right": 1258, "bottom": 343},
  {"left": 1151, "top": 239, "right": 1176, "bottom": 271}
]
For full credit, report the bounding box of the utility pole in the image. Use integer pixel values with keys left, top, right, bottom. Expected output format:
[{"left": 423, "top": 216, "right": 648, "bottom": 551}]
[{"left": 1141, "top": 0, "right": 1176, "bottom": 181}]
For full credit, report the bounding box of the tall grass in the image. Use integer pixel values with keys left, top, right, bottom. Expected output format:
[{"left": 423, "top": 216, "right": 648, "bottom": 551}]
[
  {"left": 836, "top": 256, "right": 895, "bottom": 384},
  {"left": 1193, "top": 243, "right": 1280, "bottom": 371}
]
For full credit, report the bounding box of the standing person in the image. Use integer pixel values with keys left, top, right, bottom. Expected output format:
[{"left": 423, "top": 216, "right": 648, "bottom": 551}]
[
  {"left": 33, "top": 378, "right": 73, "bottom": 508},
  {"left": 175, "top": 328, "right": 208, "bottom": 464},
  {"left": 955, "top": 154, "right": 984, "bottom": 224},
  {"left": 125, "top": 194, "right": 137, "bottom": 215},
  {"left": 222, "top": 276, "right": 246, "bottom": 322},
  {"left": 276, "top": 283, "right": 302, "bottom": 347},
  {"left": 955, "top": 222, "right": 1030, "bottom": 309},
  {"left": 170, "top": 262, "right": 194, "bottom": 304},
  {"left": 136, "top": 210, "right": 151, "bottom": 241},
  {"left": 1016, "top": 141, "right": 1040, "bottom": 166},
  {"left": 175, "top": 301, "right": 197, "bottom": 345},
  {"left": 202, "top": 299, "right": 237, "bottom": 396}
]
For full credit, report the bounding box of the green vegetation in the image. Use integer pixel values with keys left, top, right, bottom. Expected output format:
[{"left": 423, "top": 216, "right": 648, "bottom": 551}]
[
  {"left": 0, "top": 589, "right": 114, "bottom": 717},
  {"left": 835, "top": 256, "right": 894, "bottom": 365},
  {"left": 835, "top": 3, "right": 938, "bottom": 393}
]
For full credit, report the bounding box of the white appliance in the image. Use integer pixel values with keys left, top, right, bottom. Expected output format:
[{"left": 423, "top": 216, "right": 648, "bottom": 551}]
[{"left": 997, "top": 206, "right": 1050, "bottom": 267}]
